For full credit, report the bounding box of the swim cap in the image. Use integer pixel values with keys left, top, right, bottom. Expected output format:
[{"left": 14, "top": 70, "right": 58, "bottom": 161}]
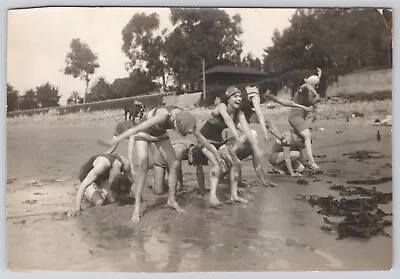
[
  {"left": 304, "top": 75, "right": 320, "bottom": 87},
  {"left": 225, "top": 86, "right": 241, "bottom": 99},
  {"left": 174, "top": 111, "right": 197, "bottom": 136}
]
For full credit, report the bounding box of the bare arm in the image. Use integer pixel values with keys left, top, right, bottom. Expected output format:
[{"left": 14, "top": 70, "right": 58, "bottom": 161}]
[
  {"left": 238, "top": 113, "right": 270, "bottom": 186},
  {"left": 283, "top": 146, "right": 296, "bottom": 176},
  {"left": 217, "top": 104, "right": 241, "bottom": 142},
  {"left": 299, "top": 147, "right": 312, "bottom": 169},
  {"left": 263, "top": 116, "right": 283, "bottom": 141},
  {"left": 74, "top": 159, "right": 109, "bottom": 212},
  {"left": 98, "top": 110, "right": 169, "bottom": 147},
  {"left": 266, "top": 94, "right": 314, "bottom": 112},
  {"left": 105, "top": 139, "right": 118, "bottom": 154},
  {"left": 251, "top": 155, "right": 270, "bottom": 186},
  {"left": 238, "top": 113, "right": 262, "bottom": 156},
  {"left": 250, "top": 94, "right": 271, "bottom": 142},
  {"left": 310, "top": 103, "right": 318, "bottom": 123},
  {"left": 127, "top": 136, "right": 136, "bottom": 179},
  {"left": 303, "top": 83, "right": 319, "bottom": 99}
]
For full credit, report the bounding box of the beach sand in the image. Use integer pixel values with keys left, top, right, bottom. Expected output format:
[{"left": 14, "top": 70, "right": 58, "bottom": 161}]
[{"left": 6, "top": 111, "right": 393, "bottom": 272}]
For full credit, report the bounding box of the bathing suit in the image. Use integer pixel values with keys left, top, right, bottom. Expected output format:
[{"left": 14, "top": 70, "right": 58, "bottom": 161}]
[
  {"left": 153, "top": 140, "right": 196, "bottom": 169},
  {"left": 78, "top": 154, "right": 123, "bottom": 184},
  {"left": 200, "top": 108, "right": 239, "bottom": 149},
  {"left": 288, "top": 84, "right": 317, "bottom": 133},
  {"left": 134, "top": 105, "right": 179, "bottom": 141},
  {"left": 240, "top": 100, "right": 255, "bottom": 122}
]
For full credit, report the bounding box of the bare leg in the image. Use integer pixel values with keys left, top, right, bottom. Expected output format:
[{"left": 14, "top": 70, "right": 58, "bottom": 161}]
[
  {"left": 154, "top": 139, "right": 185, "bottom": 213},
  {"left": 153, "top": 166, "right": 166, "bottom": 195},
  {"left": 237, "top": 168, "right": 247, "bottom": 193},
  {"left": 202, "top": 147, "right": 222, "bottom": 207},
  {"left": 270, "top": 151, "right": 300, "bottom": 174},
  {"left": 300, "top": 129, "right": 320, "bottom": 171},
  {"left": 209, "top": 166, "right": 221, "bottom": 206},
  {"left": 225, "top": 149, "right": 247, "bottom": 203},
  {"left": 132, "top": 140, "right": 149, "bottom": 223}
]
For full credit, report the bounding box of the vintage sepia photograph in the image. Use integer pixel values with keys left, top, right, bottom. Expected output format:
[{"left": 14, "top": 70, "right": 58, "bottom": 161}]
[{"left": 6, "top": 6, "right": 393, "bottom": 272}]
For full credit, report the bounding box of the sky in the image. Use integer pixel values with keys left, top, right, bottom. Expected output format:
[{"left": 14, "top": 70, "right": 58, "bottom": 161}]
[{"left": 7, "top": 7, "right": 296, "bottom": 105}]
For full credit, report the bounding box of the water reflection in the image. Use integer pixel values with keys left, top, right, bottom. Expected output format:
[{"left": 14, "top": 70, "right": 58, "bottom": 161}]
[{"left": 75, "top": 180, "right": 345, "bottom": 272}]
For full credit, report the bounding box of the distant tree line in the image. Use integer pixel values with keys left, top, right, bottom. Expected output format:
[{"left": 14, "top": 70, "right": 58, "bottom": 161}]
[
  {"left": 7, "top": 7, "right": 391, "bottom": 112},
  {"left": 263, "top": 8, "right": 392, "bottom": 74},
  {"left": 7, "top": 83, "right": 61, "bottom": 112}
]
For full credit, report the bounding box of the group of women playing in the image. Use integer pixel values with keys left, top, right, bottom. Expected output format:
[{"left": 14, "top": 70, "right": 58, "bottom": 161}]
[{"left": 71, "top": 68, "right": 323, "bottom": 223}]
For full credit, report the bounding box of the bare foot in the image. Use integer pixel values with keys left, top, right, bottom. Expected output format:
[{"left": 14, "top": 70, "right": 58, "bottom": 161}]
[
  {"left": 309, "top": 161, "right": 320, "bottom": 169},
  {"left": 230, "top": 196, "right": 248, "bottom": 203},
  {"left": 131, "top": 212, "right": 141, "bottom": 223},
  {"left": 167, "top": 199, "right": 186, "bottom": 213},
  {"left": 238, "top": 188, "right": 247, "bottom": 194},
  {"left": 272, "top": 167, "right": 286, "bottom": 175},
  {"left": 196, "top": 188, "right": 209, "bottom": 196},
  {"left": 309, "top": 162, "right": 323, "bottom": 173},
  {"left": 209, "top": 198, "right": 222, "bottom": 207},
  {"left": 268, "top": 182, "right": 277, "bottom": 187},
  {"left": 263, "top": 181, "right": 277, "bottom": 187}
]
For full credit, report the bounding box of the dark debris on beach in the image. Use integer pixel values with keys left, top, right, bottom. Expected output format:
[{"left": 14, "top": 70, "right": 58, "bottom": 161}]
[
  {"left": 342, "top": 150, "right": 386, "bottom": 161},
  {"left": 346, "top": 176, "right": 392, "bottom": 185},
  {"left": 296, "top": 185, "right": 392, "bottom": 240}
]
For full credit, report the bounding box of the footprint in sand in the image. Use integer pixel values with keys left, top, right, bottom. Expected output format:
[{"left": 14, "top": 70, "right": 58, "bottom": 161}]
[{"left": 23, "top": 199, "right": 38, "bottom": 205}]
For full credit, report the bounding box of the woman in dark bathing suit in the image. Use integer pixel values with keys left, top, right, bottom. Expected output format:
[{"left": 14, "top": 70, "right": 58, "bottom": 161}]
[
  {"left": 69, "top": 153, "right": 132, "bottom": 217},
  {"left": 98, "top": 105, "right": 225, "bottom": 223},
  {"left": 199, "top": 86, "right": 269, "bottom": 207}
]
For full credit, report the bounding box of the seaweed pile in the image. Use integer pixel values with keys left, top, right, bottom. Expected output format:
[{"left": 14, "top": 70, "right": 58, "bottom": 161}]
[
  {"left": 329, "top": 185, "right": 392, "bottom": 203},
  {"left": 342, "top": 150, "right": 386, "bottom": 161},
  {"left": 346, "top": 176, "right": 392, "bottom": 185},
  {"left": 321, "top": 210, "right": 392, "bottom": 239},
  {"left": 296, "top": 185, "right": 392, "bottom": 239}
]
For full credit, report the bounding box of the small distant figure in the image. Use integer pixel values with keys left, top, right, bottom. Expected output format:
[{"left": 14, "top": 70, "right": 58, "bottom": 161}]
[
  {"left": 377, "top": 131, "right": 381, "bottom": 142},
  {"left": 346, "top": 116, "right": 349, "bottom": 123},
  {"left": 124, "top": 101, "right": 145, "bottom": 121}
]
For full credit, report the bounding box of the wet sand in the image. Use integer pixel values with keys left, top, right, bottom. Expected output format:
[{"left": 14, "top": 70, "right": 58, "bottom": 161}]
[{"left": 6, "top": 113, "right": 392, "bottom": 271}]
